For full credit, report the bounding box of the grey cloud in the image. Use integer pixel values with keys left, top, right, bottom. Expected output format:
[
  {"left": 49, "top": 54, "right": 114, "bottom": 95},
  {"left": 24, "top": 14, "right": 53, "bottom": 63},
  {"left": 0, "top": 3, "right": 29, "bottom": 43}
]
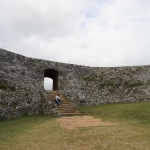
[{"left": 0, "top": 0, "right": 150, "bottom": 67}]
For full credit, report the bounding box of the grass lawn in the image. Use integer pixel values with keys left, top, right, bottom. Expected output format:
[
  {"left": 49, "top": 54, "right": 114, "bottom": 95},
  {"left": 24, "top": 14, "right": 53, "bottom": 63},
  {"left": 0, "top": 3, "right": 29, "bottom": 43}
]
[{"left": 0, "top": 102, "right": 150, "bottom": 150}]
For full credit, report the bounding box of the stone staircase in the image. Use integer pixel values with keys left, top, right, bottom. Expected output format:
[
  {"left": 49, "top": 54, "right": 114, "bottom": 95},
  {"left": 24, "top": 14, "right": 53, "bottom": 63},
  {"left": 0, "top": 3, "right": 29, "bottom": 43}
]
[{"left": 46, "top": 90, "right": 85, "bottom": 116}]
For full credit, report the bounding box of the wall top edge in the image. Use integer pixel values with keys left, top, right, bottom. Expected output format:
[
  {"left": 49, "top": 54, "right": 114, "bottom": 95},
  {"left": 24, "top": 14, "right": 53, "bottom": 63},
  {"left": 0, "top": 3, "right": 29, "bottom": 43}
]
[{"left": 0, "top": 48, "right": 150, "bottom": 69}]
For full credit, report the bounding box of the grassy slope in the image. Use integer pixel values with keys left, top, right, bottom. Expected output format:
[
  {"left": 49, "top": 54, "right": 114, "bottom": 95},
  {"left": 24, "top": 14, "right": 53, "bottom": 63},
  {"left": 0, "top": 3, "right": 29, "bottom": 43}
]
[
  {"left": 81, "top": 102, "right": 150, "bottom": 124},
  {"left": 0, "top": 102, "right": 150, "bottom": 150}
]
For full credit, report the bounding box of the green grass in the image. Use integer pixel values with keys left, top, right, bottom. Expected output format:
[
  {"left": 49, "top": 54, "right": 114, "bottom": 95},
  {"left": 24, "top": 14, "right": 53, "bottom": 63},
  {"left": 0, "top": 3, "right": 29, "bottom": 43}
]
[
  {"left": 0, "top": 102, "right": 150, "bottom": 150},
  {"left": 81, "top": 102, "right": 150, "bottom": 124}
]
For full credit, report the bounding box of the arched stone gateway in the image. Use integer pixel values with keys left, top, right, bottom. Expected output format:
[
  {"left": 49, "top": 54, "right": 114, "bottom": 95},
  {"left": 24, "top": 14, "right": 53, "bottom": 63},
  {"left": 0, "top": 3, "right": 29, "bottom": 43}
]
[
  {"left": 44, "top": 69, "right": 59, "bottom": 90},
  {"left": 0, "top": 48, "right": 150, "bottom": 120}
]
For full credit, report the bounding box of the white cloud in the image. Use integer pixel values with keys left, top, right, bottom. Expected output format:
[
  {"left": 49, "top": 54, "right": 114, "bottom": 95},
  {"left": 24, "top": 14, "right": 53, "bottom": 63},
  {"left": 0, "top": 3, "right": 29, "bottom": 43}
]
[{"left": 0, "top": 0, "right": 150, "bottom": 68}]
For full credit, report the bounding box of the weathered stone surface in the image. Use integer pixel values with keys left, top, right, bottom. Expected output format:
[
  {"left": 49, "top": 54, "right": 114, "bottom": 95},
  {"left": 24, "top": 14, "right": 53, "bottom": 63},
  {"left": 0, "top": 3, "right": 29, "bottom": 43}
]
[{"left": 0, "top": 48, "right": 150, "bottom": 120}]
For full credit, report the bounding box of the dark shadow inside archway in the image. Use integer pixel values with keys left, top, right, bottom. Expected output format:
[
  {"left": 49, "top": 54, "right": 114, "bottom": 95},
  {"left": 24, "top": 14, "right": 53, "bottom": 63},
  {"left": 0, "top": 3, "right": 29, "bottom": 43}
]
[{"left": 44, "top": 69, "right": 59, "bottom": 90}]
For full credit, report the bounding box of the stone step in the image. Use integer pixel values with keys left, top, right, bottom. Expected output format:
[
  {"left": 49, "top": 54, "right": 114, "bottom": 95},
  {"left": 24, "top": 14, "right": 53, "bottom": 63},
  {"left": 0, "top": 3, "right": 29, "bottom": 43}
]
[
  {"left": 53, "top": 109, "right": 83, "bottom": 112},
  {"left": 55, "top": 105, "right": 77, "bottom": 108},
  {"left": 58, "top": 112, "right": 86, "bottom": 116},
  {"left": 60, "top": 109, "right": 79, "bottom": 110},
  {"left": 55, "top": 107, "right": 82, "bottom": 111},
  {"left": 58, "top": 111, "right": 81, "bottom": 113},
  {"left": 58, "top": 108, "right": 80, "bottom": 111}
]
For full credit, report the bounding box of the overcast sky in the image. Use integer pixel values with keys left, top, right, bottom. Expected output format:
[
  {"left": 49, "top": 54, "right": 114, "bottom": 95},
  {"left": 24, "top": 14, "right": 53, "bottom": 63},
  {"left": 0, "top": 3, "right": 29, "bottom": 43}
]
[{"left": 0, "top": 0, "right": 150, "bottom": 89}]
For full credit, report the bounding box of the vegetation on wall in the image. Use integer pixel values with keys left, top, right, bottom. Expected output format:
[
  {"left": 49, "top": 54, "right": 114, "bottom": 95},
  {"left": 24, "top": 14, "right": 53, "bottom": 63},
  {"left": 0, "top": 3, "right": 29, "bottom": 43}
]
[
  {"left": 99, "top": 81, "right": 114, "bottom": 88},
  {"left": 0, "top": 83, "right": 7, "bottom": 89},
  {"left": 82, "top": 75, "right": 97, "bottom": 81},
  {"left": 82, "top": 75, "right": 145, "bottom": 88},
  {"left": 129, "top": 80, "right": 144, "bottom": 87},
  {"left": 0, "top": 82, "right": 15, "bottom": 91}
]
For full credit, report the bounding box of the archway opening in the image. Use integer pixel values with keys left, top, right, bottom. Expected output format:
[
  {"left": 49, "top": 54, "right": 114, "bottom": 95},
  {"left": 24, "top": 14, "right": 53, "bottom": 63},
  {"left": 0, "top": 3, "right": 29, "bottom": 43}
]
[
  {"left": 44, "top": 69, "right": 58, "bottom": 90},
  {"left": 44, "top": 77, "right": 53, "bottom": 90}
]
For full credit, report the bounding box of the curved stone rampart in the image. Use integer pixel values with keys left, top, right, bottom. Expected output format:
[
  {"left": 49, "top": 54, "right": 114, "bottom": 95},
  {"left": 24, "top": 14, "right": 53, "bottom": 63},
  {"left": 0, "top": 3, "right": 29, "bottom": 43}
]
[{"left": 0, "top": 48, "right": 150, "bottom": 120}]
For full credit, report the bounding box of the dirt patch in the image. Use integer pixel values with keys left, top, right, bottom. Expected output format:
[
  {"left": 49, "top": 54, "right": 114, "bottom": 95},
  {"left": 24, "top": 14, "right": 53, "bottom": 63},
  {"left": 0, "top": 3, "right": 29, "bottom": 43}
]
[{"left": 56, "top": 115, "right": 115, "bottom": 130}]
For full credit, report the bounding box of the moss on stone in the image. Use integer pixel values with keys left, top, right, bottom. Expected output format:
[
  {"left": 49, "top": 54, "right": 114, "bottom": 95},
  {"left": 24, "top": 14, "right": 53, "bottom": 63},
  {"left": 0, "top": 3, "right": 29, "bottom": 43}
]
[
  {"left": 82, "top": 74, "right": 100, "bottom": 81},
  {"left": 0, "top": 82, "right": 15, "bottom": 91},
  {"left": 99, "top": 81, "right": 114, "bottom": 88},
  {"left": 130, "top": 81, "right": 144, "bottom": 87},
  {"left": 0, "top": 83, "right": 7, "bottom": 89},
  {"left": 7, "top": 86, "right": 16, "bottom": 91}
]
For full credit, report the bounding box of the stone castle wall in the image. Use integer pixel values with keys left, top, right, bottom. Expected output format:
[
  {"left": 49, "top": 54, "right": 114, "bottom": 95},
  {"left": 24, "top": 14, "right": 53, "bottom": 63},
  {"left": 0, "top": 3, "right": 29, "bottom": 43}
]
[{"left": 0, "top": 48, "right": 150, "bottom": 120}]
